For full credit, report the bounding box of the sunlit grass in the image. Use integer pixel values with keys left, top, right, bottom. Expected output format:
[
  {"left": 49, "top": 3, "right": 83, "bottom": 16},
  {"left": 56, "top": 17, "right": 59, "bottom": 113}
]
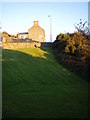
[{"left": 14, "top": 47, "right": 48, "bottom": 59}]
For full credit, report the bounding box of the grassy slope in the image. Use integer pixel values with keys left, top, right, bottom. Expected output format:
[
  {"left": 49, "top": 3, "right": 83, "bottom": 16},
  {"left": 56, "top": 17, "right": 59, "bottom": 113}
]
[{"left": 2, "top": 47, "right": 88, "bottom": 118}]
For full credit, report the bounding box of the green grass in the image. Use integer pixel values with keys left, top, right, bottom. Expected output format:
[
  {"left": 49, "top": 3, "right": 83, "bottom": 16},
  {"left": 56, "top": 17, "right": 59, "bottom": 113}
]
[{"left": 2, "top": 47, "right": 88, "bottom": 118}]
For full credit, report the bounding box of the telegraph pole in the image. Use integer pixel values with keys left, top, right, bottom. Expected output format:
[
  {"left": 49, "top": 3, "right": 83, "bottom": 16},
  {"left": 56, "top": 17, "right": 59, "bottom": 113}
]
[{"left": 48, "top": 15, "right": 52, "bottom": 42}]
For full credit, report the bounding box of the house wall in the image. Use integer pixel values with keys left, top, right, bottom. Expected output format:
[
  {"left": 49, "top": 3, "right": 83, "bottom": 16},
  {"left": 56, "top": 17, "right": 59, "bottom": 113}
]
[
  {"left": 2, "top": 37, "right": 12, "bottom": 43},
  {"left": 28, "top": 21, "right": 45, "bottom": 42}
]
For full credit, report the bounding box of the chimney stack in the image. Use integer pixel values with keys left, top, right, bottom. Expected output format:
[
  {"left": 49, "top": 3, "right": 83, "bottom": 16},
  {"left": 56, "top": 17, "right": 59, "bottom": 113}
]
[{"left": 34, "top": 21, "right": 39, "bottom": 26}]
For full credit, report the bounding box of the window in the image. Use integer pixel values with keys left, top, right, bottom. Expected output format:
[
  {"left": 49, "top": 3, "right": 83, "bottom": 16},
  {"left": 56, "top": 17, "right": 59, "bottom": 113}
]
[
  {"left": 24, "top": 35, "right": 26, "bottom": 39},
  {"left": 20, "top": 35, "right": 22, "bottom": 39},
  {"left": 39, "top": 35, "right": 42, "bottom": 40}
]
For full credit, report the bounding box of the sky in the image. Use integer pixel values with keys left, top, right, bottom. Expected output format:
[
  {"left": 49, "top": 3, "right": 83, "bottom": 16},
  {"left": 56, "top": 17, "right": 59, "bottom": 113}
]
[{"left": 1, "top": 2, "right": 88, "bottom": 42}]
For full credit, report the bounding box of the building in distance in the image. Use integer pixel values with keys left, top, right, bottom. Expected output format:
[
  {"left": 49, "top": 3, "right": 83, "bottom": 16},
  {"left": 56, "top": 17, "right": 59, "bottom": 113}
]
[
  {"left": 2, "top": 21, "right": 46, "bottom": 43},
  {"left": 17, "top": 21, "right": 45, "bottom": 42},
  {"left": 28, "top": 21, "right": 45, "bottom": 42}
]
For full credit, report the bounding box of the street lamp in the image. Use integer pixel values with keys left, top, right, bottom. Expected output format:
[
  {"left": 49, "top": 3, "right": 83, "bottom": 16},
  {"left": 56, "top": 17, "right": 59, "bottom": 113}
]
[{"left": 48, "top": 15, "right": 52, "bottom": 42}]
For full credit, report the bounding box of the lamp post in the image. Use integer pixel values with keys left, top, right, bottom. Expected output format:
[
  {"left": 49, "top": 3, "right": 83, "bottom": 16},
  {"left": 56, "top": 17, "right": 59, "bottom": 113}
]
[{"left": 48, "top": 15, "right": 52, "bottom": 42}]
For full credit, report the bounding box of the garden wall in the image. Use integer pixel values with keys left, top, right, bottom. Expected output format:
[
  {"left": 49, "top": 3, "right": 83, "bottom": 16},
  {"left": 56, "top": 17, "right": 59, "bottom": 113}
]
[{"left": 2, "top": 42, "right": 41, "bottom": 49}]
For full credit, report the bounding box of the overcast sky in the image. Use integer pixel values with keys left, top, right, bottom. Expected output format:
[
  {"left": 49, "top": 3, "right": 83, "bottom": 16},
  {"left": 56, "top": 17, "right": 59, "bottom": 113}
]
[{"left": 1, "top": 2, "right": 88, "bottom": 42}]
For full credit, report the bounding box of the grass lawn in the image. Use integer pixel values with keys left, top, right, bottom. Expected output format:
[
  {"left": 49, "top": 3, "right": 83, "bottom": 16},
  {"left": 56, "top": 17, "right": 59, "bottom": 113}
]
[{"left": 2, "top": 47, "right": 88, "bottom": 118}]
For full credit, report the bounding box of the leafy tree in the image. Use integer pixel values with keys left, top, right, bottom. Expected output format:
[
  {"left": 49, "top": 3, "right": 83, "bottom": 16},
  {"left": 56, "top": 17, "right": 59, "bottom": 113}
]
[{"left": 56, "top": 33, "right": 64, "bottom": 41}]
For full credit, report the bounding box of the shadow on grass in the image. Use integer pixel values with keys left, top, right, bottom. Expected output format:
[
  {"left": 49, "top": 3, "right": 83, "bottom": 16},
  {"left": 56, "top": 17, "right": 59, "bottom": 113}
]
[
  {"left": 2, "top": 48, "right": 52, "bottom": 88},
  {"left": 40, "top": 45, "right": 89, "bottom": 82},
  {"left": 51, "top": 49, "right": 89, "bottom": 82}
]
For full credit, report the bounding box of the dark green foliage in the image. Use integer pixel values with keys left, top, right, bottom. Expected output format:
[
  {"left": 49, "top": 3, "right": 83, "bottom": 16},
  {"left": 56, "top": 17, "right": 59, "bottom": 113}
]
[{"left": 52, "top": 20, "right": 89, "bottom": 81}]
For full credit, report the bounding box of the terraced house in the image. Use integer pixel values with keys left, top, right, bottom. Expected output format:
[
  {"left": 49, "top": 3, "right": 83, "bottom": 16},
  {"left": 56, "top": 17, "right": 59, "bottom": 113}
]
[
  {"left": 2, "top": 21, "right": 45, "bottom": 43},
  {"left": 17, "top": 21, "right": 45, "bottom": 42},
  {"left": 17, "top": 32, "right": 28, "bottom": 39},
  {"left": 28, "top": 21, "right": 45, "bottom": 42}
]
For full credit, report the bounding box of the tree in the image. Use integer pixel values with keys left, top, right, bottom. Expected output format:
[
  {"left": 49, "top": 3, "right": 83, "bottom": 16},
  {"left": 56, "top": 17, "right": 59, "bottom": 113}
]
[
  {"left": 64, "top": 19, "right": 89, "bottom": 61},
  {"left": 56, "top": 33, "right": 64, "bottom": 41},
  {"left": 74, "top": 19, "right": 89, "bottom": 35}
]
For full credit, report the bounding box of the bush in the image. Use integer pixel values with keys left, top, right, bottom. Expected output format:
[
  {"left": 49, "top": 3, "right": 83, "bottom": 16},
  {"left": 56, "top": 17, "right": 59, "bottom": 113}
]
[{"left": 52, "top": 19, "right": 89, "bottom": 81}]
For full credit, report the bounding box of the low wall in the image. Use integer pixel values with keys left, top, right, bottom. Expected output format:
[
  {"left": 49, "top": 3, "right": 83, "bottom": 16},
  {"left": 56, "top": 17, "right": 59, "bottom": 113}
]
[
  {"left": 2, "top": 42, "right": 41, "bottom": 49},
  {"left": 41, "top": 42, "right": 52, "bottom": 47}
]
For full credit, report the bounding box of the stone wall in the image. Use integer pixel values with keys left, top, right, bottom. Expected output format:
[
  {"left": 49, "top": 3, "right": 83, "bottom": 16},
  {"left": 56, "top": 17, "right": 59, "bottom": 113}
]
[
  {"left": 41, "top": 42, "right": 52, "bottom": 47},
  {"left": 2, "top": 42, "right": 41, "bottom": 49}
]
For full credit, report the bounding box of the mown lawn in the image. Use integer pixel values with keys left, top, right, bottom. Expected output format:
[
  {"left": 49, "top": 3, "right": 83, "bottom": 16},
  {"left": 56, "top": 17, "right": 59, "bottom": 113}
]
[{"left": 2, "top": 47, "right": 88, "bottom": 118}]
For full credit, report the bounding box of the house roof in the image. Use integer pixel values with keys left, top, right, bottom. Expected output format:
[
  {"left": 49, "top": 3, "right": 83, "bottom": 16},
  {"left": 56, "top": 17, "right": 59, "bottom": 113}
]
[
  {"left": 28, "top": 21, "right": 44, "bottom": 32},
  {"left": 18, "top": 32, "right": 28, "bottom": 35}
]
